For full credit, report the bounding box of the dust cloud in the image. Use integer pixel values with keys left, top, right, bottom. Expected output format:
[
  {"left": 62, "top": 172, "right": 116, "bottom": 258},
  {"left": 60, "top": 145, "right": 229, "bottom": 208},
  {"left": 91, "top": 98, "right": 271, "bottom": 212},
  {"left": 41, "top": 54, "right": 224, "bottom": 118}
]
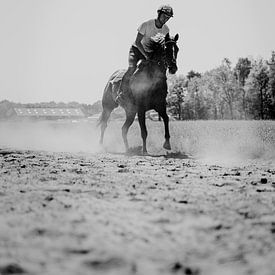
[
  {"left": 125, "top": 120, "right": 275, "bottom": 164},
  {"left": 169, "top": 120, "right": 275, "bottom": 165},
  {"left": 0, "top": 120, "right": 123, "bottom": 153},
  {"left": 0, "top": 120, "right": 274, "bottom": 165}
]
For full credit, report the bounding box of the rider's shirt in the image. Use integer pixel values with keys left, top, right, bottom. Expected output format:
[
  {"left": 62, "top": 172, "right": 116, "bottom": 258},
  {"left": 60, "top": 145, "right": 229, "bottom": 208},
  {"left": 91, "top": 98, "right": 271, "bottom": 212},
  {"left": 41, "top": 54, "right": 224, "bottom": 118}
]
[{"left": 133, "top": 19, "right": 169, "bottom": 53}]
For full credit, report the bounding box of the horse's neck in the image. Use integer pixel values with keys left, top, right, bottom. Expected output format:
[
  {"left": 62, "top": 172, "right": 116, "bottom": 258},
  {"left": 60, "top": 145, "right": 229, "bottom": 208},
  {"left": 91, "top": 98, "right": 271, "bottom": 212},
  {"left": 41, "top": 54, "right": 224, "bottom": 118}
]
[
  {"left": 141, "top": 62, "right": 166, "bottom": 81},
  {"left": 136, "top": 50, "right": 166, "bottom": 77},
  {"left": 150, "top": 48, "right": 164, "bottom": 62}
]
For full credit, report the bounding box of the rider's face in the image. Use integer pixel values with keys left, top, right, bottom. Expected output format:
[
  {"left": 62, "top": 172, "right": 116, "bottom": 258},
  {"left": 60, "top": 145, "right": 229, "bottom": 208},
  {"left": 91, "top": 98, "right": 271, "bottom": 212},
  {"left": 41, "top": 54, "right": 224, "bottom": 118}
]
[{"left": 159, "top": 13, "right": 171, "bottom": 24}]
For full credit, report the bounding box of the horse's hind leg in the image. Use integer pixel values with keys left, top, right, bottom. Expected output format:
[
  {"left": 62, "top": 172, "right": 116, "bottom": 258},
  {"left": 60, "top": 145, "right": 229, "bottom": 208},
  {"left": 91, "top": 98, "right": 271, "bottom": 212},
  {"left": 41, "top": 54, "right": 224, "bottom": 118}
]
[
  {"left": 99, "top": 107, "right": 113, "bottom": 145},
  {"left": 122, "top": 109, "right": 136, "bottom": 152}
]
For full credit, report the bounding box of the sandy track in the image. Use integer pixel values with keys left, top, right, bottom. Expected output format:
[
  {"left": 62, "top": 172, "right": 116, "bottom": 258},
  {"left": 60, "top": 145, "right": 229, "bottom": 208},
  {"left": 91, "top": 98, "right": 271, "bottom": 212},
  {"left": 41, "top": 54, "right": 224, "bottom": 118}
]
[{"left": 0, "top": 148, "right": 275, "bottom": 275}]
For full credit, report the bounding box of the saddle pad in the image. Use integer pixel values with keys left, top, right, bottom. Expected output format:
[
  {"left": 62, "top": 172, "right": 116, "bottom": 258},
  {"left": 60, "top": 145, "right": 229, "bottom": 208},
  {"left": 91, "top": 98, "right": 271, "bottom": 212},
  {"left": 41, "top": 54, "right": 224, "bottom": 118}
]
[{"left": 109, "top": 69, "right": 126, "bottom": 85}]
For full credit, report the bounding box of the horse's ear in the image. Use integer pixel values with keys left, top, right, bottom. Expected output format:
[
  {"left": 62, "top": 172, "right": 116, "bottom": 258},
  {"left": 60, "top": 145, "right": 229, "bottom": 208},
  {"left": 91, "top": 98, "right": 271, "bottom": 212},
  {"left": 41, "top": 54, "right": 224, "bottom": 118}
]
[
  {"left": 174, "top": 33, "right": 179, "bottom": 42},
  {"left": 165, "top": 33, "right": 170, "bottom": 42}
]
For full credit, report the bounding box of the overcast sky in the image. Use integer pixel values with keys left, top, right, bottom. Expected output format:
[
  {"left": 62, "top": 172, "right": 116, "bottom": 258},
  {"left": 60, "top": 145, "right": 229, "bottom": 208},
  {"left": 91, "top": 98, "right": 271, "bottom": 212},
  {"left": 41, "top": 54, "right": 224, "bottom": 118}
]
[{"left": 0, "top": 0, "right": 274, "bottom": 104}]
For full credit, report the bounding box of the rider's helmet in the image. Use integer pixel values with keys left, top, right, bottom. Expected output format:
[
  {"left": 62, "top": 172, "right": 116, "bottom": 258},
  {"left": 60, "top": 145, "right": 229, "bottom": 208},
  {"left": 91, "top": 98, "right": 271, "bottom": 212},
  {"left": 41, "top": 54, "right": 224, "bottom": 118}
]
[{"left": 157, "top": 4, "right": 174, "bottom": 17}]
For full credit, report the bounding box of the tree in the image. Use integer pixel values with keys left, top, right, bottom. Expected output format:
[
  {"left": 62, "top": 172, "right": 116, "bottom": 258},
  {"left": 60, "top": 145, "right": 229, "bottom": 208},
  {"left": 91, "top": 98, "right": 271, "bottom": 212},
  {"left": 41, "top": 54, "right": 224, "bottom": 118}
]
[
  {"left": 246, "top": 59, "right": 270, "bottom": 119},
  {"left": 199, "top": 71, "right": 223, "bottom": 119},
  {"left": 267, "top": 51, "right": 275, "bottom": 118},
  {"left": 180, "top": 70, "right": 209, "bottom": 120},
  {"left": 185, "top": 76, "right": 209, "bottom": 119},
  {"left": 187, "top": 70, "right": 201, "bottom": 81},
  {"left": 212, "top": 60, "right": 240, "bottom": 119},
  {"left": 167, "top": 75, "right": 187, "bottom": 120},
  {"left": 0, "top": 100, "right": 15, "bottom": 119},
  {"left": 234, "top": 57, "right": 252, "bottom": 119}
]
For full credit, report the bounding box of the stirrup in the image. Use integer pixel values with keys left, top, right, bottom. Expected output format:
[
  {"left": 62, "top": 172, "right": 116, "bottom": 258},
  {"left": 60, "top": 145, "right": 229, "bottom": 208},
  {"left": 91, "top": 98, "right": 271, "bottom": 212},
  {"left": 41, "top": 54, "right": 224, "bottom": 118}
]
[
  {"left": 115, "top": 93, "right": 123, "bottom": 104},
  {"left": 115, "top": 96, "right": 120, "bottom": 104}
]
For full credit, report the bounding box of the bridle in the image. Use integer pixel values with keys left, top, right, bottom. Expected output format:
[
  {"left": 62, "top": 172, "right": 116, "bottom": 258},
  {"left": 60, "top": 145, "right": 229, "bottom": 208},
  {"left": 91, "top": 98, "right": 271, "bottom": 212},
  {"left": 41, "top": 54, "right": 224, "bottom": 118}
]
[
  {"left": 147, "top": 38, "right": 178, "bottom": 72},
  {"left": 154, "top": 39, "right": 178, "bottom": 70}
]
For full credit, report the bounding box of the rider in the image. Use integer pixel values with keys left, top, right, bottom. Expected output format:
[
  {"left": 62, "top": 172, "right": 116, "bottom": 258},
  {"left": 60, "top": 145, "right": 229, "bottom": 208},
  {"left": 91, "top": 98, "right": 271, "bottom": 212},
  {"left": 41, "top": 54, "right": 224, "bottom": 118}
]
[{"left": 116, "top": 4, "right": 174, "bottom": 104}]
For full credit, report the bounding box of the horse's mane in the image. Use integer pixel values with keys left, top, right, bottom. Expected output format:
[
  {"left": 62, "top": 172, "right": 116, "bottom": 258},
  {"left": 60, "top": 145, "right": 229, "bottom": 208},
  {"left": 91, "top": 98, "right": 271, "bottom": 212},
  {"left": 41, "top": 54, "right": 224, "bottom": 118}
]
[{"left": 146, "top": 33, "right": 165, "bottom": 53}]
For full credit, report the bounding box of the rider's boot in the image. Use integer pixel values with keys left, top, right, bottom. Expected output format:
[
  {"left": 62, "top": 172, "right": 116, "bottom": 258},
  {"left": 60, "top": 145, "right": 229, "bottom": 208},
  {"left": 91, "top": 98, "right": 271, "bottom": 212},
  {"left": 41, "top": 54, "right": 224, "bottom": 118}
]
[{"left": 115, "top": 90, "right": 125, "bottom": 105}]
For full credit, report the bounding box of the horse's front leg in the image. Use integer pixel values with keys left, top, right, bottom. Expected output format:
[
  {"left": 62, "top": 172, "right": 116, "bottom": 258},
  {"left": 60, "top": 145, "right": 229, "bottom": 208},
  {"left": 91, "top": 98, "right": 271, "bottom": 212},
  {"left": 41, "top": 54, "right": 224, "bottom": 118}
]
[
  {"left": 158, "top": 109, "right": 171, "bottom": 150},
  {"left": 137, "top": 109, "right": 148, "bottom": 154},
  {"left": 122, "top": 109, "right": 136, "bottom": 152}
]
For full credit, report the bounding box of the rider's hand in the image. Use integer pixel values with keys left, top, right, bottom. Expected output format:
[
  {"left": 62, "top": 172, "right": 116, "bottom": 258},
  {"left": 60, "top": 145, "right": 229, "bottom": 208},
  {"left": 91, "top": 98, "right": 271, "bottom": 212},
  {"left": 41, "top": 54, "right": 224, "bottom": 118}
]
[{"left": 144, "top": 53, "right": 150, "bottom": 60}]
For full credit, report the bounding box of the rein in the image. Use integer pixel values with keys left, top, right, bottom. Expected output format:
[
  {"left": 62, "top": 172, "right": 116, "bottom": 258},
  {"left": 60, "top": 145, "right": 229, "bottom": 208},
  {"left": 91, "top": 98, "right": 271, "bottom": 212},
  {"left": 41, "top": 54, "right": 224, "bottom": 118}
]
[{"left": 165, "top": 40, "right": 177, "bottom": 45}]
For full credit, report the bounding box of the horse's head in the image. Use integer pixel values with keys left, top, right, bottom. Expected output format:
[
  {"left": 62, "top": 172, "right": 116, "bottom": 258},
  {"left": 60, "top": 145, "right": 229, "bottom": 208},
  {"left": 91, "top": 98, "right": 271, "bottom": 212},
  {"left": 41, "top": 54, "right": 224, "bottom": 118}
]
[
  {"left": 144, "top": 33, "right": 179, "bottom": 76},
  {"left": 164, "top": 33, "right": 179, "bottom": 74}
]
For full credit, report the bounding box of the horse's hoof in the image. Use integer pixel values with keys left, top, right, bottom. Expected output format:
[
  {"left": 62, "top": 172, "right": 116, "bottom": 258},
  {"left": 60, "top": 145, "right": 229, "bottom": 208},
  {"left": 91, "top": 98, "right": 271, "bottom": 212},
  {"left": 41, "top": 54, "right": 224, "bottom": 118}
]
[{"left": 163, "top": 141, "right": 171, "bottom": 150}]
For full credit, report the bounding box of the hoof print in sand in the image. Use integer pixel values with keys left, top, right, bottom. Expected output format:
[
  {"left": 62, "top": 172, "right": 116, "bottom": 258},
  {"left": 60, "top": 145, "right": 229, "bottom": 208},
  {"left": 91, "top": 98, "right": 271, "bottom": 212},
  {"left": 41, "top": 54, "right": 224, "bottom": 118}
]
[
  {"left": 65, "top": 248, "right": 91, "bottom": 255},
  {"left": 84, "top": 257, "right": 127, "bottom": 270},
  {"left": 0, "top": 263, "right": 26, "bottom": 275},
  {"left": 170, "top": 262, "right": 200, "bottom": 275}
]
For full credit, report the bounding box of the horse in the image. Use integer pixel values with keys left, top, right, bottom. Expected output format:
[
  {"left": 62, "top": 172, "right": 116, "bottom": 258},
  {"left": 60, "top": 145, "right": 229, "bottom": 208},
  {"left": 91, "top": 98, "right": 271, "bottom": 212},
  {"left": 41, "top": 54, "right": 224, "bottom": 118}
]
[{"left": 98, "top": 32, "right": 179, "bottom": 154}]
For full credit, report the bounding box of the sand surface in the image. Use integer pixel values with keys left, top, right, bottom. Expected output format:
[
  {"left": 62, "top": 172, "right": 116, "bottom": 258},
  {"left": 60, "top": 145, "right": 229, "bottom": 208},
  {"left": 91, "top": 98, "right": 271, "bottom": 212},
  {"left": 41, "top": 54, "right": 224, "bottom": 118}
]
[{"left": 0, "top": 147, "right": 275, "bottom": 275}]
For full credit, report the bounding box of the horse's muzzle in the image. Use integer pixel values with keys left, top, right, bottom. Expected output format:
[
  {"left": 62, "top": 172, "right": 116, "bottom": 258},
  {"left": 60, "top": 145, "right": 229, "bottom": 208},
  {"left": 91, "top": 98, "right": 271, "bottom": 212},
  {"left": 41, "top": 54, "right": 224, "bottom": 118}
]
[{"left": 168, "top": 63, "right": 178, "bottom": 74}]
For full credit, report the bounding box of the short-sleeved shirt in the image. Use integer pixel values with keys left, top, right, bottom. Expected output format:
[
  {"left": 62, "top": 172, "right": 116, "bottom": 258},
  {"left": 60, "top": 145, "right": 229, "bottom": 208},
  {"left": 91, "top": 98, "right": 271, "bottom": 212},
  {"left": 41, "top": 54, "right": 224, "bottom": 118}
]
[{"left": 133, "top": 19, "right": 169, "bottom": 53}]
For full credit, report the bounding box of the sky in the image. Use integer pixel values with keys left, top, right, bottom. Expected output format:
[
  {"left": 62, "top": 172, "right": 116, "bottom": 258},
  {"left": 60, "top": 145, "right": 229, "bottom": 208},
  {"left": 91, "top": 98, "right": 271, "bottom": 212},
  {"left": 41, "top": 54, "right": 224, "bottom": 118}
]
[{"left": 0, "top": 0, "right": 274, "bottom": 104}]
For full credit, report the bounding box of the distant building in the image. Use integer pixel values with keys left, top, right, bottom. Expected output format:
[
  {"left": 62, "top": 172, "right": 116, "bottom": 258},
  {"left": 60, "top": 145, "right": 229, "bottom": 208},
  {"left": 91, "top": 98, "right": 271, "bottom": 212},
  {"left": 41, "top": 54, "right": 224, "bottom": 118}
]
[{"left": 14, "top": 108, "right": 85, "bottom": 119}]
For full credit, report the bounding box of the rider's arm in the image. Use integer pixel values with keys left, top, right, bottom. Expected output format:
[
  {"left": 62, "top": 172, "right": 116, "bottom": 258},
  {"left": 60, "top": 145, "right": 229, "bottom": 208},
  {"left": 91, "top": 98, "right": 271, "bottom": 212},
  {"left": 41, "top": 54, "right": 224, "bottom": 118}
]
[{"left": 135, "top": 32, "right": 149, "bottom": 59}]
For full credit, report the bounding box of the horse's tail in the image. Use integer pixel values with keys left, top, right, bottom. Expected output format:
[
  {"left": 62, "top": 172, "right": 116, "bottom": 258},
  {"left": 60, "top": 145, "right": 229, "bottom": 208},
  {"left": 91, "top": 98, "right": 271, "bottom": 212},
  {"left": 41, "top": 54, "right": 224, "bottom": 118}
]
[
  {"left": 97, "top": 69, "right": 125, "bottom": 128},
  {"left": 97, "top": 109, "right": 106, "bottom": 127},
  {"left": 97, "top": 83, "right": 115, "bottom": 128}
]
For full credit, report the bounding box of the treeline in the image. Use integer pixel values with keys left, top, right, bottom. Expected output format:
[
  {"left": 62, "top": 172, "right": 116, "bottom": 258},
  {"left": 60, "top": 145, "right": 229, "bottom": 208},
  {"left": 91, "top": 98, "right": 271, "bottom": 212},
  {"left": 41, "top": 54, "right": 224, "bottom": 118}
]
[
  {"left": 167, "top": 51, "right": 275, "bottom": 120},
  {"left": 2, "top": 52, "right": 275, "bottom": 121},
  {"left": 0, "top": 100, "right": 102, "bottom": 119}
]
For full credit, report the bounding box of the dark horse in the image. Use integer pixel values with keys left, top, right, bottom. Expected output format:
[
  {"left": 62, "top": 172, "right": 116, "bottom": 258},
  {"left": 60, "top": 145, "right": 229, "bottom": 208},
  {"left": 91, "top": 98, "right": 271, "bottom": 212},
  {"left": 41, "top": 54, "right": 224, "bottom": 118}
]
[{"left": 99, "top": 33, "right": 179, "bottom": 154}]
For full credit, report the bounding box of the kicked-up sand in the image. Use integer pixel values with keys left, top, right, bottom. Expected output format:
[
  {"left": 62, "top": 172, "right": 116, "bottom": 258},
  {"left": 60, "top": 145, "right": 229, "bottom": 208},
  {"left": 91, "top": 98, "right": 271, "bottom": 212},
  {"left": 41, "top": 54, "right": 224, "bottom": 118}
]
[{"left": 0, "top": 120, "right": 275, "bottom": 275}]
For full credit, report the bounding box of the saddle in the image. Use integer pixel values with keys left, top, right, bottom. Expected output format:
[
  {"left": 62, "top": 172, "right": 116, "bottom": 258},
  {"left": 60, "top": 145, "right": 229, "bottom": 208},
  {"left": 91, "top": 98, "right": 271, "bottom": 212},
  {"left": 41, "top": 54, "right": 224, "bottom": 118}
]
[
  {"left": 109, "top": 69, "right": 126, "bottom": 86},
  {"left": 109, "top": 60, "right": 150, "bottom": 87}
]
